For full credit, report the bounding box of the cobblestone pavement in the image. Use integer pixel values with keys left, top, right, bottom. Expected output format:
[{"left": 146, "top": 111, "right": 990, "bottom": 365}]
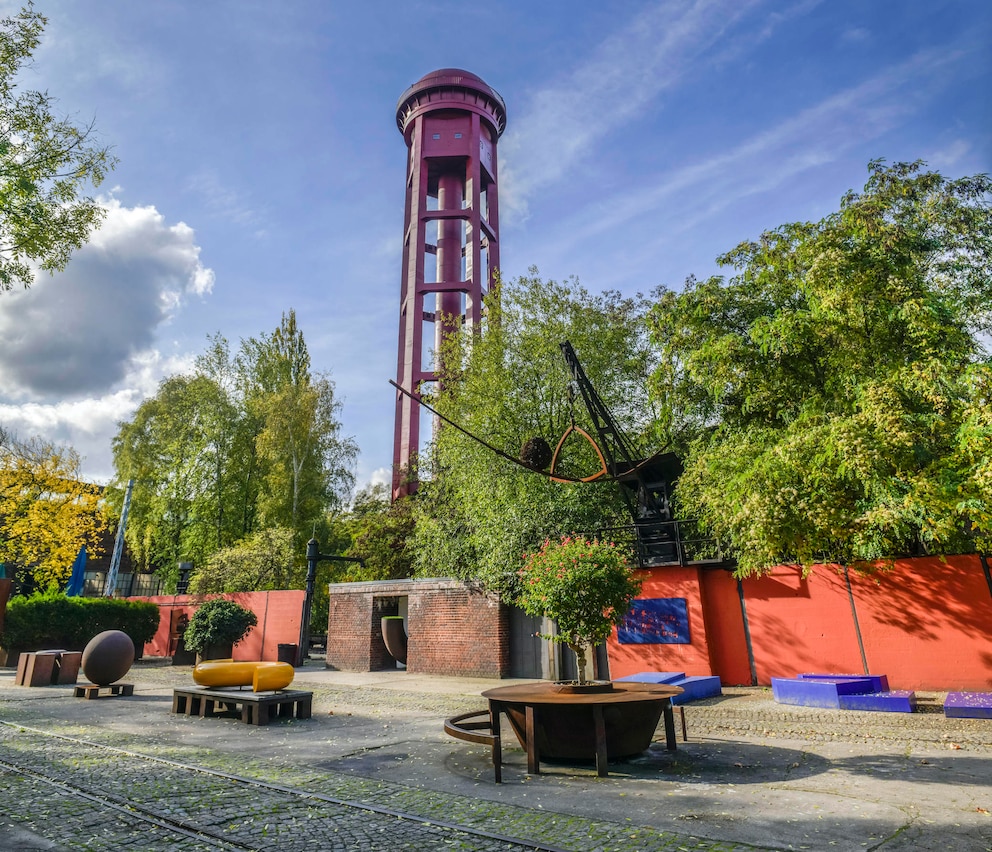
[
  {"left": 1, "top": 663, "right": 991, "bottom": 851},
  {"left": 0, "top": 722, "right": 748, "bottom": 852}
]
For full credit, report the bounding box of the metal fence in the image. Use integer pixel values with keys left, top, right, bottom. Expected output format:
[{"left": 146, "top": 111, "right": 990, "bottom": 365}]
[
  {"left": 593, "top": 519, "right": 726, "bottom": 568},
  {"left": 82, "top": 571, "right": 165, "bottom": 597}
]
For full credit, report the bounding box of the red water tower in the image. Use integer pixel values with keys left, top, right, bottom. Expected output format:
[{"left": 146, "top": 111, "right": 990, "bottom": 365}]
[{"left": 392, "top": 69, "right": 506, "bottom": 498}]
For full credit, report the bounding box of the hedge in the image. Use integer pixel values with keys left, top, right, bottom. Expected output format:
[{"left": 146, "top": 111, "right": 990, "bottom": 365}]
[{"left": 0, "top": 593, "right": 160, "bottom": 651}]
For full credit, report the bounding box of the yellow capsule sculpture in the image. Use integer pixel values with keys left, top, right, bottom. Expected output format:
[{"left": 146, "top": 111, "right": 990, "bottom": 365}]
[{"left": 192, "top": 660, "right": 294, "bottom": 692}]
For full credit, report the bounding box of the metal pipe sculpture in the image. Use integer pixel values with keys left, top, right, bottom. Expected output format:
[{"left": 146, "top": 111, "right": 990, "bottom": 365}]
[{"left": 192, "top": 660, "right": 294, "bottom": 692}]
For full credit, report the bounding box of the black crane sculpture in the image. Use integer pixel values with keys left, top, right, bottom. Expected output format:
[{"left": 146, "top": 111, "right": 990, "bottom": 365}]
[
  {"left": 389, "top": 340, "right": 695, "bottom": 567},
  {"left": 557, "top": 341, "right": 684, "bottom": 566}
]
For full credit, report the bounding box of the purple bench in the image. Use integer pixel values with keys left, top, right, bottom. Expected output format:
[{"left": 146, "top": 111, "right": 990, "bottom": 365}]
[
  {"left": 943, "top": 692, "right": 992, "bottom": 719},
  {"left": 615, "top": 671, "right": 723, "bottom": 704},
  {"left": 772, "top": 672, "right": 915, "bottom": 713}
]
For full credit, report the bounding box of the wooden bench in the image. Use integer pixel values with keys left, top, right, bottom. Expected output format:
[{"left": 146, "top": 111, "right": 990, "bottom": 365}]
[
  {"left": 172, "top": 686, "right": 313, "bottom": 726},
  {"left": 443, "top": 709, "right": 502, "bottom": 783}
]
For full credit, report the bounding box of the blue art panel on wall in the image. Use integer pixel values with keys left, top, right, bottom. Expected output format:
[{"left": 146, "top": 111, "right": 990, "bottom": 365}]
[{"left": 618, "top": 598, "right": 690, "bottom": 644}]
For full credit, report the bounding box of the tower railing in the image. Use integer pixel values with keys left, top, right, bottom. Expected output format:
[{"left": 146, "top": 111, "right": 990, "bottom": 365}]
[{"left": 591, "top": 519, "right": 727, "bottom": 569}]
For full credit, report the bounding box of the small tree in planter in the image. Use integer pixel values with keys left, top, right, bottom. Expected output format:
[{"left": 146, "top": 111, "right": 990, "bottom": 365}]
[
  {"left": 517, "top": 536, "right": 641, "bottom": 685},
  {"left": 183, "top": 599, "right": 257, "bottom": 661}
]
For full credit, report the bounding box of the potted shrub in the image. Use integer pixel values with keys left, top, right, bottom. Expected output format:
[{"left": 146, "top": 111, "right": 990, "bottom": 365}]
[
  {"left": 511, "top": 537, "right": 657, "bottom": 763},
  {"left": 183, "top": 599, "right": 257, "bottom": 662},
  {"left": 516, "top": 535, "right": 641, "bottom": 687}
]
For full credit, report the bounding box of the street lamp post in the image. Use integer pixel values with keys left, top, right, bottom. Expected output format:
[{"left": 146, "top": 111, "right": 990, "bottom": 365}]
[{"left": 301, "top": 538, "right": 364, "bottom": 667}]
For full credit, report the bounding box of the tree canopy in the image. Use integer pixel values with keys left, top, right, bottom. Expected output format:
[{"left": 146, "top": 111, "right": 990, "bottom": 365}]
[
  {"left": 412, "top": 271, "right": 658, "bottom": 596},
  {"left": 517, "top": 536, "right": 641, "bottom": 683},
  {"left": 0, "top": 5, "right": 116, "bottom": 290},
  {"left": 111, "top": 311, "right": 357, "bottom": 589},
  {"left": 650, "top": 160, "right": 992, "bottom": 574},
  {"left": 339, "top": 482, "right": 415, "bottom": 582},
  {"left": 0, "top": 430, "right": 107, "bottom": 590}
]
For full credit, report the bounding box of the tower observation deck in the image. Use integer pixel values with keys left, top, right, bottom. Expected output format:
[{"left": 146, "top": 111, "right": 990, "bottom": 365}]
[{"left": 392, "top": 69, "right": 506, "bottom": 499}]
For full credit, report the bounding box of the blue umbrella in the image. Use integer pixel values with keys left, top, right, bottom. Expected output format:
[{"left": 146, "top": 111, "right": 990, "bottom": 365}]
[{"left": 66, "top": 546, "right": 87, "bottom": 596}]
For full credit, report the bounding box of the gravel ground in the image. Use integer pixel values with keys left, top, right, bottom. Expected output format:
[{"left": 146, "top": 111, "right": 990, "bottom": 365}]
[{"left": 1, "top": 660, "right": 990, "bottom": 851}]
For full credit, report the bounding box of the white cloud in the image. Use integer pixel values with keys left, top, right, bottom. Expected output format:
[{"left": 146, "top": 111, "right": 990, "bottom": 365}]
[
  {"left": 184, "top": 169, "right": 266, "bottom": 231},
  {"left": 840, "top": 26, "right": 871, "bottom": 45},
  {"left": 0, "top": 346, "right": 199, "bottom": 484},
  {"left": 0, "top": 198, "right": 213, "bottom": 400},
  {"left": 0, "top": 391, "right": 140, "bottom": 483},
  {"left": 499, "top": 0, "right": 763, "bottom": 224},
  {"left": 369, "top": 466, "right": 391, "bottom": 487},
  {"left": 928, "top": 139, "right": 972, "bottom": 170},
  {"left": 537, "top": 42, "right": 970, "bottom": 272},
  {"left": 0, "top": 199, "right": 211, "bottom": 481}
]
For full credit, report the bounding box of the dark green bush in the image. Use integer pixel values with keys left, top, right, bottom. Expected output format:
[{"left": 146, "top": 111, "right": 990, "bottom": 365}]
[
  {"left": 0, "top": 592, "right": 160, "bottom": 651},
  {"left": 183, "top": 599, "right": 257, "bottom": 654}
]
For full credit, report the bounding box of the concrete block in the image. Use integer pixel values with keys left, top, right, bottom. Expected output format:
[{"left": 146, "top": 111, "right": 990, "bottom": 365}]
[
  {"left": 774, "top": 675, "right": 880, "bottom": 707},
  {"left": 839, "top": 690, "right": 916, "bottom": 713},
  {"left": 614, "top": 671, "right": 686, "bottom": 685},
  {"left": 772, "top": 677, "right": 843, "bottom": 708},
  {"left": 943, "top": 692, "right": 992, "bottom": 719},
  {"left": 801, "top": 672, "right": 890, "bottom": 692},
  {"left": 670, "top": 675, "right": 722, "bottom": 705}
]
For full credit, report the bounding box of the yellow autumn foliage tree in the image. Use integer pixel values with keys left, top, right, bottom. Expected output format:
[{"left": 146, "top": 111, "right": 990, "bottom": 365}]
[{"left": 0, "top": 432, "right": 107, "bottom": 590}]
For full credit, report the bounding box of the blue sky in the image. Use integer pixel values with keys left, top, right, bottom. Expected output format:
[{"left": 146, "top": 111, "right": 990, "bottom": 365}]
[{"left": 0, "top": 0, "right": 988, "bottom": 490}]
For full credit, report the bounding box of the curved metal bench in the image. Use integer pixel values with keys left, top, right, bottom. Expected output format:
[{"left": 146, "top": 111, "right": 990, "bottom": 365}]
[{"left": 443, "top": 709, "right": 502, "bottom": 783}]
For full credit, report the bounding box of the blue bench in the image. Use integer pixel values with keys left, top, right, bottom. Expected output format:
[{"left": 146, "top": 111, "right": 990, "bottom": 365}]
[
  {"left": 771, "top": 672, "right": 915, "bottom": 713},
  {"left": 615, "top": 671, "right": 723, "bottom": 704},
  {"left": 943, "top": 692, "right": 992, "bottom": 719}
]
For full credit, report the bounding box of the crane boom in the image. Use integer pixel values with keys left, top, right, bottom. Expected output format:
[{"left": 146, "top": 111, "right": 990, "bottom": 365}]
[{"left": 559, "top": 341, "right": 683, "bottom": 565}]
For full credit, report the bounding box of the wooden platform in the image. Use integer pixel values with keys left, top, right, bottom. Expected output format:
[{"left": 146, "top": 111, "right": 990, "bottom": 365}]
[
  {"left": 74, "top": 683, "right": 134, "bottom": 699},
  {"left": 172, "top": 686, "right": 313, "bottom": 726}
]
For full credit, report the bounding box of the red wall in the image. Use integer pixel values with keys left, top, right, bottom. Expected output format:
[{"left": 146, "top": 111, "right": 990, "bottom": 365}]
[
  {"left": 607, "top": 555, "right": 992, "bottom": 691},
  {"left": 609, "top": 566, "right": 715, "bottom": 678},
  {"left": 740, "top": 565, "right": 865, "bottom": 683},
  {"left": 134, "top": 591, "right": 305, "bottom": 662},
  {"left": 850, "top": 556, "right": 992, "bottom": 690},
  {"left": 699, "top": 569, "right": 752, "bottom": 686}
]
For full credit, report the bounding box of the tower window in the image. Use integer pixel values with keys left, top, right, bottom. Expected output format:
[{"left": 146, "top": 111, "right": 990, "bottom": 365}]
[
  {"left": 454, "top": 132, "right": 463, "bottom": 138},
  {"left": 432, "top": 133, "right": 441, "bottom": 139}
]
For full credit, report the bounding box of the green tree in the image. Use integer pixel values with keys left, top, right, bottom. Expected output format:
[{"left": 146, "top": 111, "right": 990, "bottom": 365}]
[
  {"left": 111, "top": 314, "right": 357, "bottom": 588},
  {"left": 413, "top": 271, "right": 657, "bottom": 596},
  {"left": 111, "top": 372, "right": 238, "bottom": 580},
  {"left": 187, "top": 527, "right": 299, "bottom": 594},
  {"left": 0, "top": 430, "right": 107, "bottom": 590},
  {"left": 517, "top": 536, "right": 641, "bottom": 683},
  {"left": 650, "top": 161, "right": 992, "bottom": 575},
  {"left": 343, "top": 483, "right": 415, "bottom": 581},
  {"left": 243, "top": 310, "right": 357, "bottom": 546},
  {"left": 0, "top": 6, "right": 116, "bottom": 290}
]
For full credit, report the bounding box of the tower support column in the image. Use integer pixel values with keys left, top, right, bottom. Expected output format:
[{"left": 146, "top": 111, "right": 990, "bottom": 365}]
[{"left": 392, "top": 69, "right": 506, "bottom": 499}]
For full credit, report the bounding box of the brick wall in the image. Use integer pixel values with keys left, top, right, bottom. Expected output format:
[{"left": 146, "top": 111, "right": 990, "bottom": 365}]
[{"left": 325, "top": 579, "right": 510, "bottom": 678}]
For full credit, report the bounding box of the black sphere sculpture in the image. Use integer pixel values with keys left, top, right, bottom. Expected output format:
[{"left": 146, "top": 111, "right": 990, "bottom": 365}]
[
  {"left": 81, "top": 629, "right": 135, "bottom": 686},
  {"left": 520, "top": 436, "right": 553, "bottom": 471}
]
